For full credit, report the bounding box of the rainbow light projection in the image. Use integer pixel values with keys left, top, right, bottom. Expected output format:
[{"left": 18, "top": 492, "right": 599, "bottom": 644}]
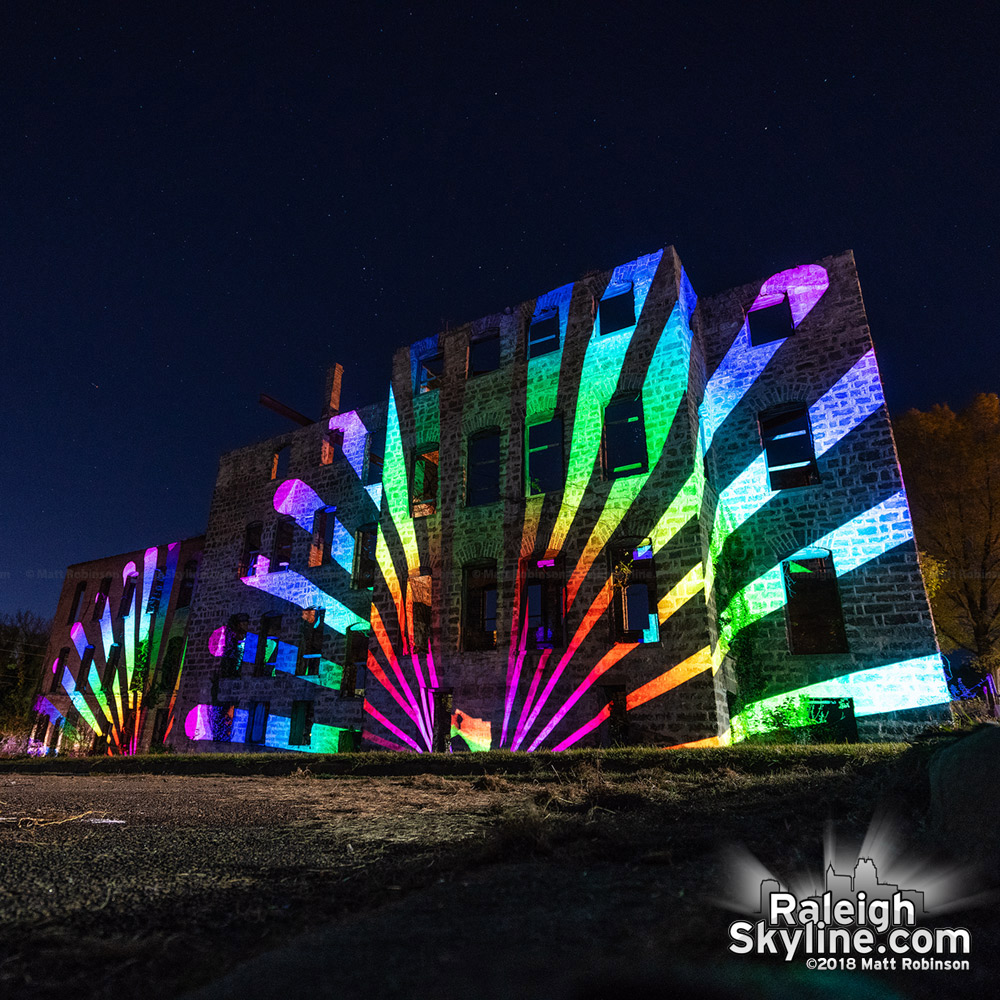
[
  {"left": 358, "top": 252, "right": 950, "bottom": 752},
  {"left": 183, "top": 409, "right": 378, "bottom": 752},
  {"left": 34, "top": 543, "right": 189, "bottom": 754}
]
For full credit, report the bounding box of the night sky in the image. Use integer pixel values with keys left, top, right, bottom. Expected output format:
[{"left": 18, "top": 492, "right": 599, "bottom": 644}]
[{"left": 2, "top": 3, "right": 997, "bottom": 618}]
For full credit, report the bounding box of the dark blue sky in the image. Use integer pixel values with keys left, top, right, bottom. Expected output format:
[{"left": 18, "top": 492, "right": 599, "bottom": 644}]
[{"left": 2, "top": 3, "right": 997, "bottom": 617}]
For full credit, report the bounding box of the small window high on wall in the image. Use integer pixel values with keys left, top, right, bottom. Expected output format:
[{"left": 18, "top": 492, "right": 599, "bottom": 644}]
[
  {"left": 364, "top": 427, "right": 386, "bottom": 485},
  {"left": 527, "top": 417, "right": 563, "bottom": 495},
  {"left": 527, "top": 309, "right": 559, "bottom": 358},
  {"left": 603, "top": 394, "right": 648, "bottom": 479},
  {"left": 782, "top": 551, "right": 848, "bottom": 654},
  {"left": 599, "top": 286, "right": 635, "bottom": 335},
  {"left": 418, "top": 353, "right": 445, "bottom": 393},
  {"left": 611, "top": 544, "right": 659, "bottom": 644},
  {"left": 411, "top": 445, "right": 439, "bottom": 517},
  {"left": 468, "top": 329, "right": 501, "bottom": 376},
  {"left": 467, "top": 429, "right": 500, "bottom": 506},
  {"left": 67, "top": 581, "right": 86, "bottom": 624},
  {"left": 93, "top": 577, "right": 112, "bottom": 620},
  {"left": 270, "top": 445, "right": 290, "bottom": 481},
  {"left": 463, "top": 561, "right": 497, "bottom": 651},
  {"left": 748, "top": 295, "right": 793, "bottom": 346},
  {"left": 759, "top": 405, "right": 820, "bottom": 489},
  {"left": 320, "top": 428, "right": 344, "bottom": 465}
]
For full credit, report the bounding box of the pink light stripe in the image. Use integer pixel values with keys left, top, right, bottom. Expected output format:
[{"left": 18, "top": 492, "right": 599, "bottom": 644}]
[
  {"left": 552, "top": 704, "right": 611, "bottom": 752},
  {"left": 511, "top": 648, "right": 552, "bottom": 751},
  {"left": 366, "top": 653, "right": 421, "bottom": 727},
  {"left": 370, "top": 606, "right": 431, "bottom": 748},
  {"left": 515, "top": 584, "right": 613, "bottom": 747},
  {"left": 501, "top": 645, "right": 529, "bottom": 749},
  {"left": 363, "top": 699, "right": 423, "bottom": 752},
  {"left": 527, "top": 642, "right": 637, "bottom": 751},
  {"left": 364, "top": 730, "right": 412, "bottom": 753}
]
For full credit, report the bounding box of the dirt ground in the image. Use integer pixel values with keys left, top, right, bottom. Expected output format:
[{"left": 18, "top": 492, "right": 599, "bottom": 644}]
[{"left": 0, "top": 760, "right": 995, "bottom": 999}]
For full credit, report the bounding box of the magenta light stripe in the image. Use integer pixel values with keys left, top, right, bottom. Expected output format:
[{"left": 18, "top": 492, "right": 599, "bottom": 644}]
[
  {"left": 364, "top": 699, "right": 423, "bottom": 752},
  {"left": 367, "top": 655, "right": 422, "bottom": 727},
  {"left": 552, "top": 704, "right": 611, "bottom": 752},
  {"left": 364, "top": 730, "right": 413, "bottom": 753},
  {"left": 511, "top": 648, "right": 552, "bottom": 751},
  {"left": 388, "top": 654, "right": 432, "bottom": 750},
  {"left": 501, "top": 612, "right": 533, "bottom": 747},
  {"left": 527, "top": 643, "right": 636, "bottom": 751}
]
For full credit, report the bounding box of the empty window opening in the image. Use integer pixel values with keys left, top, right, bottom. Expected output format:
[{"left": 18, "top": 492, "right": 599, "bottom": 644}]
[
  {"left": 611, "top": 546, "right": 659, "bottom": 643},
  {"left": 309, "top": 506, "right": 336, "bottom": 567},
  {"left": 603, "top": 394, "right": 648, "bottom": 479},
  {"left": 463, "top": 562, "right": 498, "bottom": 651},
  {"left": 79, "top": 645, "right": 95, "bottom": 687},
  {"left": 257, "top": 613, "right": 283, "bottom": 676},
  {"left": 748, "top": 296, "right": 794, "bottom": 346},
  {"left": 418, "top": 353, "right": 445, "bottom": 393},
  {"left": 93, "top": 576, "right": 112, "bottom": 620},
  {"left": 522, "top": 558, "right": 565, "bottom": 650},
  {"left": 247, "top": 701, "right": 270, "bottom": 744},
  {"left": 467, "top": 429, "right": 501, "bottom": 506},
  {"left": 352, "top": 524, "right": 378, "bottom": 589},
  {"left": 783, "top": 552, "right": 848, "bottom": 655},
  {"left": 271, "top": 445, "right": 290, "bottom": 481},
  {"left": 176, "top": 560, "right": 197, "bottom": 609},
  {"left": 240, "top": 523, "right": 263, "bottom": 577},
  {"left": 273, "top": 519, "right": 294, "bottom": 572},
  {"left": 527, "top": 310, "right": 559, "bottom": 359},
  {"left": 220, "top": 614, "right": 249, "bottom": 677},
  {"left": 320, "top": 428, "right": 344, "bottom": 465},
  {"left": 469, "top": 329, "right": 501, "bottom": 376},
  {"left": 342, "top": 627, "right": 368, "bottom": 697},
  {"left": 67, "top": 581, "right": 87, "bottom": 624},
  {"left": 527, "top": 417, "right": 564, "bottom": 495},
  {"left": 600, "top": 286, "right": 635, "bottom": 334},
  {"left": 412, "top": 446, "right": 440, "bottom": 517},
  {"left": 146, "top": 566, "right": 166, "bottom": 613},
  {"left": 52, "top": 647, "right": 70, "bottom": 691},
  {"left": 104, "top": 643, "right": 121, "bottom": 688},
  {"left": 289, "top": 700, "right": 314, "bottom": 746},
  {"left": 298, "top": 608, "right": 324, "bottom": 676},
  {"left": 160, "top": 636, "right": 184, "bottom": 692},
  {"left": 759, "top": 405, "right": 820, "bottom": 490},
  {"left": 364, "top": 427, "right": 386, "bottom": 485}
]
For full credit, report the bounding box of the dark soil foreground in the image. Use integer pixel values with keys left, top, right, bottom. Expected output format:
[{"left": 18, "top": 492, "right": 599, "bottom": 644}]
[{"left": 0, "top": 746, "right": 996, "bottom": 999}]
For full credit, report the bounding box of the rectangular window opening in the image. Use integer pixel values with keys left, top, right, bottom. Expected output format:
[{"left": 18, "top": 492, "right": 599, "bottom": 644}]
[
  {"left": 760, "top": 406, "right": 820, "bottom": 489},
  {"left": 463, "top": 563, "right": 498, "bottom": 651},
  {"left": 612, "top": 547, "right": 659, "bottom": 644},
  {"left": 320, "top": 428, "right": 344, "bottom": 465},
  {"left": 599, "top": 287, "right": 635, "bottom": 335},
  {"left": 783, "top": 554, "right": 849, "bottom": 654},
  {"left": 467, "top": 430, "right": 500, "bottom": 506},
  {"left": 273, "top": 520, "right": 294, "bottom": 572},
  {"left": 247, "top": 701, "right": 270, "bottom": 744},
  {"left": 527, "top": 311, "right": 559, "bottom": 359},
  {"left": 289, "top": 700, "right": 314, "bottom": 746},
  {"left": 298, "top": 608, "right": 323, "bottom": 676},
  {"left": 603, "top": 395, "right": 648, "bottom": 479},
  {"left": 468, "top": 330, "right": 501, "bottom": 376},
  {"left": 522, "top": 558, "right": 565, "bottom": 650},
  {"left": 527, "top": 417, "right": 564, "bottom": 495},
  {"left": 412, "top": 446, "right": 440, "bottom": 517},
  {"left": 748, "top": 296, "right": 794, "bottom": 346},
  {"left": 352, "top": 525, "right": 378, "bottom": 589},
  {"left": 418, "top": 353, "right": 445, "bottom": 393}
]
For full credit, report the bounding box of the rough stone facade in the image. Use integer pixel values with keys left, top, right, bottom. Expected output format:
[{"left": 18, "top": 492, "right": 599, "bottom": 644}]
[
  {"left": 35, "top": 246, "right": 951, "bottom": 754},
  {"left": 34, "top": 536, "right": 204, "bottom": 755}
]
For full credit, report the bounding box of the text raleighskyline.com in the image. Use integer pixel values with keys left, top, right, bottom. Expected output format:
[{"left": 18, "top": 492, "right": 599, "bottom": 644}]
[{"left": 728, "top": 890, "right": 970, "bottom": 962}]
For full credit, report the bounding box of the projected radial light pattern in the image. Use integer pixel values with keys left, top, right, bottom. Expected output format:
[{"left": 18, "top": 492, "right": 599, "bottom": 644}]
[{"left": 36, "top": 542, "right": 189, "bottom": 755}]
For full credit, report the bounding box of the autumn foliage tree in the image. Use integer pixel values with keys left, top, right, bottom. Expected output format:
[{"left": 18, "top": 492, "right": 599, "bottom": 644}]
[{"left": 894, "top": 394, "right": 1000, "bottom": 679}]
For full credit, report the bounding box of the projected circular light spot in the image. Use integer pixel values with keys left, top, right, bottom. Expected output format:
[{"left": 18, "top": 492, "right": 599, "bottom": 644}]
[{"left": 208, "top": 626, "right": 227, "bottom": 657}]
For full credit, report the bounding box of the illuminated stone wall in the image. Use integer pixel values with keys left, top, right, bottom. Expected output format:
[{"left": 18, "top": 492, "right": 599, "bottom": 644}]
[{"left": 34, "top": 536, "right": 204, "bottom": 755}]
